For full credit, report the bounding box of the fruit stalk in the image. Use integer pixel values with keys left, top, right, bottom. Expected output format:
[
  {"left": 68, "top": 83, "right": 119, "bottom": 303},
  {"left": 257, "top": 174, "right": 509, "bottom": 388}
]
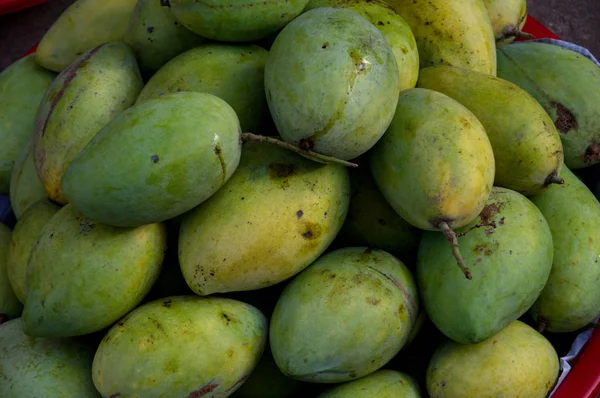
[{"left": 437, "top": 221, "right": 472, "bottom": 280}]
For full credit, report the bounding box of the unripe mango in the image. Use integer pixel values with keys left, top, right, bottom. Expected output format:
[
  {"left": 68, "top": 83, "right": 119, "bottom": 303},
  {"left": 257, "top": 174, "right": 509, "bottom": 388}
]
[
  {"left": 9, "top": 141, "right": 48, "bottom": 220},
  {"left": 318, "top": 370, "right": 421, "bottom": 397},
  {"left": 0, "top": 224, "right": 22, "bottom": 322}
]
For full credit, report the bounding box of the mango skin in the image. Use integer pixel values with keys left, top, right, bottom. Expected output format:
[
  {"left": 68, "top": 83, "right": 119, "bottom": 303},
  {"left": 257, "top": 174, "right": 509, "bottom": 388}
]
[
  {"left": 317, "top": 370, "right": 422, "bottom": 398},
  {"left": 92, "top": 295, "right": 268, "bottom": 398},
  {"left": 417, "top": 187, "right": 554, "bottom": 344},
  {"left": 483, "top": 0, "right": 527, "bottom": 46},
  {"left": 6, "top": 200, "right": 60, "bottom": 304},
  {"left": 62, "top": 92, "right": 242, "bottom": 227},
  {"left": 304, "top": 0, "right": 419, "bottom": 91},
  {"left": 270, "top": 247, "right": 419, "bottom": 383},
  {"left": 426, "top": 320, "right": 559, "bottom": 398},
  {"left": 179, "top": 140, "right": 350, "bottom": 295},
  {"left": 9, "top": 141, "right": 48, "bottom": 220},
  {"left": 21, "top": 204, "right": 167, "bottom": 338},
  {"left": 264, "top": 7, "right": 400, "bottom": 160},
  {"left": 497, "top": 42, "right": 600, "bottom": 170},
  {"left": 370, "top": 88, "right": 495, "bottom": 231},
  {"left": 0, "top": 318, "right": 99, "bottom": 397},
  {"left": 35, "top": 0, "right": 138, "bottom": 72},
  {"left": 137, "top": 43, "right": 269, "bottom": 132},
  {"left": 33, "top": 41, "right": 143, "bottom": 205},
  {"left": 0, "top": 55, "right": 56, "bottom": 194},
  {"left": 0, "top": 224, "right": 23, "bottom": 322},
  {"left": 386, "top": 0, "right": 497, "bottom": 75},
  {"left": 418, "top": 65, "right": 564, "bottom": 196},
  {"left": 528, "top": 166, "right": 600, "bottom": 332},
  {"left": 166, "top": 0, "right": 310, "bottom": 42}
]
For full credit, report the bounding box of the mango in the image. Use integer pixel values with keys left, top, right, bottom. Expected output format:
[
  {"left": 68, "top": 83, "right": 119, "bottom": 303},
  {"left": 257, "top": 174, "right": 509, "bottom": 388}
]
[
  {"left": 385, "top": 0, "right": 497, "bottom": 75},
  {"left": 62, "top": 92, "right": 242, "bottom": 227},
  {"left": 417, "top": 187, "right": 554, "bottom": 344},
  {"left": 0, "top": 318, "right": 99, "bottom": 397},
  {"left": 483, "top": 0, "right": 528, "bottom": 46},
  {"left": 528, "top": 166, "right": 600, "bottom": 332},
  {"left": 0, "top": 224, "right": 22, "bottom": 322},
  {"left": 304, "top": 0, "right": 419, "bottom": 91},
  {"left": 33, "top": 41, "right": 143, "bottom": 205},
  {"left": 21, "top": 204, "right": 166, "bottom": 338},
  {"left": 426, "top": 320, "right": 559, "bottom": 398},
  {"left": 317, "top": 370, "right": 422, "bottom": 397},
  {"left": 179, "top": 140, "right": 350, "bottom": 296},
  {"left": 163, "top": 0, "right": 310, "bottom": 42},
  {"left": 497, "top": 42, "right": 600, "bottom": 169},
  {"left": 92, "top": 295, "right": 267, "bottom": 397},
  {"left": 270, "top": 247, "right": 419, "bottom": 383},
  {"left": 417, "top": 65, "right": 565, "bottom": 195},
  {"left": 264, "top": 7, "right": 400, "bottom": 160},
  {"left": 35, "top": 0, "right": 138, "bottom": 72},
  {"left": 137, "top": 43, "right": 269, "bottom": 132},
  {"left": 9, "top": 141, "right": 49, "bottom": 219},
  {"left": 0, "top": 55, "right": 56, "bottom": 194}
]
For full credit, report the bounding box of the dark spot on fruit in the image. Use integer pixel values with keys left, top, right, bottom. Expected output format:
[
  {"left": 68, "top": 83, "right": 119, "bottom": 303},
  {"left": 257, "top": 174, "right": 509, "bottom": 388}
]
[
  {"left": 485, "top": 228, "right": 495, "bottom": 235},
  {"left": 441, "top": 381, "right": 446, "bottom": 387},
  {"left": 499, "top": 217, "right": 505, "bottom": 225},
  {"left": 297, "top": 210, "right": 304, "bottom": 218},
  {"left": 151, "top": 154, "right": 159, "bottom": 163},
  {"left": 269, "top": 163, "right": 296, "bottom": 178},
  {"left": 209, "top": 272, "right": 215, "bottom": 276},
  {"left": 584, "top": 143, "right": 600, "bottom": 164},
  {"left": 109, "top": 393, "right": 122, "bottom": 398},
  {"left": 366, "top": 297, "right": 381, "bottom": 305},
  {"left": 241, "top": 197, "right": 244, "bottom": 200},
  {"left": 377, "top": 21, "right": 384, "bottom": 26},
  {"left": 425, "top": 21, "right": 432, "bottom": 25},
  {"left": 223, "top": 375, "right": 250, "bottom": 394},
  {"left": 79, "top": 219, "right": 95, "bottom": 234},
  {"left": 188, "top": 381, "right": 218, "bottom": 397},
  {"left": 321, "top": 42, "right": 329, "bottom": 49},
  {"left": 162, "top": 299, "right": 172, "bottom": 308},
  {"left": 226, "top": 350, "right": 234, "bottom": 358},
  {"left": 299, "top": 138, "right": 314, "bottom": 150},
  {"left": 303, "top": 358, "right": 308, "bottom": 363},
  {"left": 492, "top": 339, "right": 498, "bottom": 344},
  {"left": 147, "top": 27, "right": 154, "bottom": 34},
  {"left": 221, "top": 312, "right": 232, "bottom": 325},
  {"left": 41, "top": 299, "right": 45, "bottom": 307},
  {"left": 117, "top": 321, "right": 125, "bottom": 327},
  {"left": 480, "top": 203, "right": 500, "bottom": 223},
  {"left": 551, "top": 102, "right": 578, "bottom": 133},
  {"left": 302, "top": 231, "right": 313, "bottom": 239}
]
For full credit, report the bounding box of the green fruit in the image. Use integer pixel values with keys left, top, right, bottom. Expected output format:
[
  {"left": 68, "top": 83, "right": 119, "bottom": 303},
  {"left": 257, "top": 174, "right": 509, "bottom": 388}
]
[
  {"left": 0, "top": 55, "right": 56, "bottom": 194},
  {"left": 497, "top": 42, "right": 600, "bottom": 169},
  {"left": 164, "top": 0, "right": 310, "bottom": 42},
  {"left": 426, "top": 320, "right": 559, "bottom": 398},
  {"left": 9, "top": 141, "right": 49, "bottom": 220},
  {"left": 386, "top": 0, "right": 497, "bottom": 75},
  {"left": 22, "top": 204, "right": 166, "bottom": 338},
  {"left": 61, "top": 92, "right": 242, "bottom": 227},
  {"left": 0, "top": 224, "right": 23, "bottom": 322},
  {"left": 417, "top": 65, "right": 564, "bottom": 195},
  {"left": 417, "top": 187, "right": 554, "bottom": 344},
  {"left": 33, "top": 42, "right": 143, "bottom": 205},
  {"left": 482, "top": 0, "right": 528, "bottom": 46},
  {"left": 0, "top": 318, "right": 99, "bottom": 397},
  {"left": 179, "top": 140, "right": 350, "bottom": 295},
  {"left": 137, "top": 43, "right": 269, "bottom": 132},
  {"left": 92, "top": 295, "right": 268, "bottom": 397},
  {"left": 317, "top": 369, "right": 422, "bottom": 397},
  {"left": 6, "top": 200, "right": 60, "bottom": 304},
  {"left": 35, "top": 0, "right": 138, "bottom": 72},
  {"left": 264, "top": 7, "right": 400, "bottom": 160},
  {"left": 270, "top": 247, "right": 419, "bottom": 383},
  {"left": 528, "top": 166, "right": 600, "bottom": 332},
  {"left": 304, "top": 0, "right": 419, "bottom": 91}
]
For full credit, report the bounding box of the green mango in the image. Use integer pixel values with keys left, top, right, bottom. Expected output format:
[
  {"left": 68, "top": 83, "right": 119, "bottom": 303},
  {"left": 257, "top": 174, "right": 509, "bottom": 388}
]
[
  {"left": 35, "top": 0, "right": 138, "bottom": 72},
  {"left": 528, "top": 166, "right": 600, "bottom": 332},
  {"left": 426, "top": 320, "right": 559, "bottom": 398},
  {"left": 92, "top": 295, "right": 267, "bottom": 397},
  {"left": 124, "top": 0, "right": 206, "bottom": 75},
  {"left": 33, "top": 41, "right": 143, "bottom": 205},
  {"left": 21, "top": 204, "right": 166, "bottom": 338},
  {"left": 317, "top": 370, "right": 422, "bottom": 397},
  {"left": 0, "top": 55, "right": 56, "bottom": 194},
  {"left": 417, "top": 187, "right": 554, "bottom": 344},
  {"left": 417, "top": 65, "right": 565, "bottom": 196},
  {"left": 179, "top": 140, "right": 350, "bottom": 296},
  {"left": 264, "top": 7, "right": 400, "bottom": 160},
  {"left": 0, "top": 224, "right": 23, "bottom": 323},
  {"left": 163, "top": 0, "right": 309, "bottom": 42},
  {"left": 482, "top": 0, "right": 528, "bottom": 46},
  {"left": 270, "top": 247, "right": 419, "bottom": 383},
  {"left": 0, "top": 318, "right": 99, "bottom": 397},
  {"left": 9, "top": 141, "right": 49, "bottom": 220},
  {"left": 385, "top": 0, "right": 497, "bottom": 75},
  {"left": 137, "top": 43, "right": 269, "bottom": 132},
  {"left": 497, "top": 42, "right": 600, "bottom": 169},
  {"left": 304, "top": 0, "right": 419, "bottom": 91}
]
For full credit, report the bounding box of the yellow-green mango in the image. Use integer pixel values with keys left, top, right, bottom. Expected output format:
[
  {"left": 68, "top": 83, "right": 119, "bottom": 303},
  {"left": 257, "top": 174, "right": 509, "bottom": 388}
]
[
  {"left": 0, "top": 318, "right": 99, "bottom": 397},
  {"left": 426, "top": 320, "right": 559, "bottom": 398},
  {"left": 0, "top": 224, "right": 22, "bottom": 323},
  {"left": 270, "top": 247, "right": 419, "bottom": 383},
  {"left": 179, "top": 140, "right": 350, "bottom": 296},
  {"left": 61, "top": 92, "right": 242, "bottom": 227},
  {"left": 528, "top": 166, "right": 600, "bottom": 332},
  {"left": 136, "top": 43, "right": 269, "bottom": 132},
  {"left": 22, "top": 204, "right": 166, "bottom": 338},
  {"left": 9, "top": 141, "right": 49, "bottom": 220},
  {"left": 385, "top": 0, "right": 497, "bottom": 75},
  {"left": 317, "top": 370, "right": 422, "bottom": 397},
  {"left": 92, "top": 295, "right": 267, "bottom": 397},
  {"left": 304, "top": 0, "right": 419, "bottom": 91},
  {"left": 33, "top": 41, "right": 143, "bottom": 205},
  {"left": 35, "top": 0, "right": 138, "bottom": 72},
  {"left": 417, "top": 65, "right": 564, "bottom": 195},
  {"left": 0, "top": 54, "right": 56, "bottom": 194},
  {"left": 483, "top": 0, "right": 528, "bottom": 46},
  {"left": 6, "top": 200, "right": 60, "bottom": 304}
]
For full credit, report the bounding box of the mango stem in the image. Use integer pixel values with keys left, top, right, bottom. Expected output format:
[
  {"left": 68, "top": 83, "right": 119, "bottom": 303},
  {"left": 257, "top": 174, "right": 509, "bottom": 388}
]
[
  {"left": 242, "top": 133, "right": 358, "bottom": 168},
  {"left": 537, "top": 316, "right": 548, "bottom": 333},
  {"left": 437, "top": 221, "right": 472, "bottom": 280},
  {"left": 544, "top": 173, "right": 565, "bottom": 186},
  {"left": 514, "top": 31, "right": 536, "bottom": 40}
]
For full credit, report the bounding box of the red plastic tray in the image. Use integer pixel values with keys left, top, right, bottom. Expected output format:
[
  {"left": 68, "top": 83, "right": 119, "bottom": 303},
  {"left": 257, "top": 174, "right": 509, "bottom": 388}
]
[{"left": 0, "top": 0, "right": 47, "bottom": 16}]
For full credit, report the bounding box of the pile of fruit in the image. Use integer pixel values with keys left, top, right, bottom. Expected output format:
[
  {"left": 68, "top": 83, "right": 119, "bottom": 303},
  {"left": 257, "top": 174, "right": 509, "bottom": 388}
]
[{"left": 1, "top": 0, "right": 599, "bottom": 396}]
